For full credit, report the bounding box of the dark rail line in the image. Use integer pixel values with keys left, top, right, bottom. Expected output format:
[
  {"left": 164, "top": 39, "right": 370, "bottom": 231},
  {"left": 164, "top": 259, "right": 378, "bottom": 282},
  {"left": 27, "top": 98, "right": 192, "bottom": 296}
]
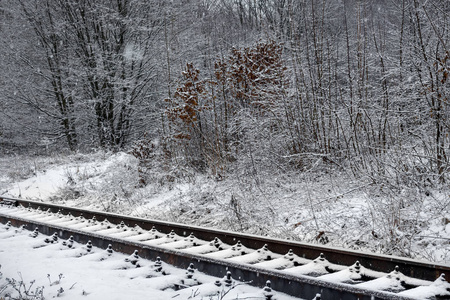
[
  {"left": 2, "top": 196, "right": 447, "bottom": 281},
  {"left": 0, "top": 196, "right": 449, "bottom": 300}
]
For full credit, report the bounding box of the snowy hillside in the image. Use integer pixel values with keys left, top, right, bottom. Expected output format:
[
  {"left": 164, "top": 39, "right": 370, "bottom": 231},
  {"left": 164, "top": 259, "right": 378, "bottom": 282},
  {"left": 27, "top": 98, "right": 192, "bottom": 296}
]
[{"left": 0, "top": 152, "right": 449, "bottom": 265}]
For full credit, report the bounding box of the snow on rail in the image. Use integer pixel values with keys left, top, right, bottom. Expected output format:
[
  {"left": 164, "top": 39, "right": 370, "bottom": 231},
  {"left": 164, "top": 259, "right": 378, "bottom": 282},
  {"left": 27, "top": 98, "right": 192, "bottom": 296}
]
[
  {"left": 0, "top": 201, "right": 449, "bottom": 300},
  {"left": 0, "top": 221, "right": 302, "bottom": 300}
]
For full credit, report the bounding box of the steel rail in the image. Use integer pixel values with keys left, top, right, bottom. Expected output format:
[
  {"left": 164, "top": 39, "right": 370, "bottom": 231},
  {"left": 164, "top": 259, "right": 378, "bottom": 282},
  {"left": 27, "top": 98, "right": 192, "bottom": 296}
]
[
  {"left": 0, "top": 196, "right": 448, "bottom": 300},
  {"left": 1, "top": 196, "right": 447, "bottom": 281}
]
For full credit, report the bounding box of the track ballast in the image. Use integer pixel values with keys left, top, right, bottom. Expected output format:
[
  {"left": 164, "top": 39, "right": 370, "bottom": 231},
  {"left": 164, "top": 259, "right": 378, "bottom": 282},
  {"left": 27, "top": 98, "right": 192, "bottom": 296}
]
[{"left": 0, "top": 197, "right": 449, "bottom": 300}]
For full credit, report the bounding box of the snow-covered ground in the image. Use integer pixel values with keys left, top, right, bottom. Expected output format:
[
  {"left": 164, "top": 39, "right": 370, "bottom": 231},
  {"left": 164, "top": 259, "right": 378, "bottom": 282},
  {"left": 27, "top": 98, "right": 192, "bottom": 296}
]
[
  {"left": 0, "top": 223, "right": 303, "bottom": 300},
  {"left": 0, "top": 152, "right": 449, "bottom": 268}
]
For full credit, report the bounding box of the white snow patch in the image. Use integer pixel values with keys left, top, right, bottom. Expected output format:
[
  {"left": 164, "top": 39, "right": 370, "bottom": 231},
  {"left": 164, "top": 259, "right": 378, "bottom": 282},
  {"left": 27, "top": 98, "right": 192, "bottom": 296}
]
[{"left": 0, "top": 224, "right": 304, "bottom": 300}]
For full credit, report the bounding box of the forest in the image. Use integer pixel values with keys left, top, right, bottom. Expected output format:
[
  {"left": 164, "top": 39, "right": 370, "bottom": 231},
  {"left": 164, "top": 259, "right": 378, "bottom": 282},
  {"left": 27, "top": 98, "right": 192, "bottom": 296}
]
[{"left": 0, "top": 0, "right": 449, "bottom": 261}]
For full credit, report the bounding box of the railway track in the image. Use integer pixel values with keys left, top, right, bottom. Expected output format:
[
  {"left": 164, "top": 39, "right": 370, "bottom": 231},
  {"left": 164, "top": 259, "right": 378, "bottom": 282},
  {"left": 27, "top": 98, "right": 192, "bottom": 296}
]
[{"left": 0, "top": 196, "right": 449, "bottom": 300}]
